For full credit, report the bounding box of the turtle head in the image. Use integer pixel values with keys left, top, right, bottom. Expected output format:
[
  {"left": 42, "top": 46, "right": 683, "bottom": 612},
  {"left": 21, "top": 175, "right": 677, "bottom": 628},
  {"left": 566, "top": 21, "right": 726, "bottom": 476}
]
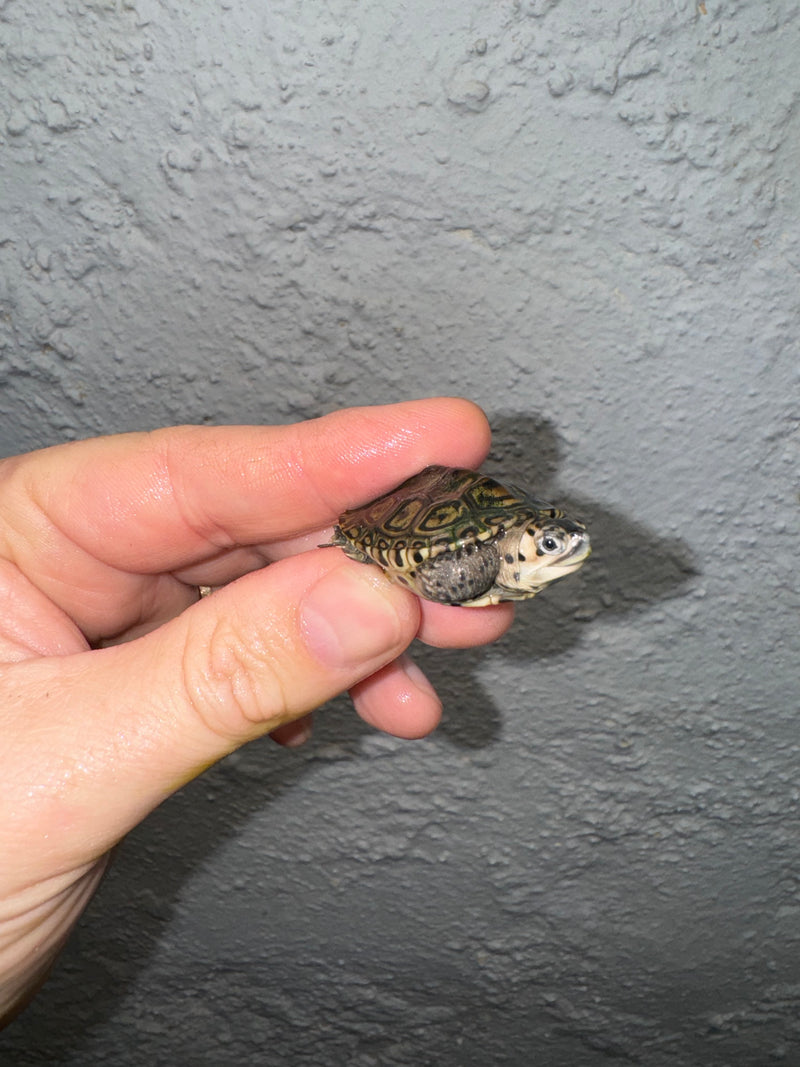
[{"left": 498, "top": 514, "right": 591, "bottom": 597}]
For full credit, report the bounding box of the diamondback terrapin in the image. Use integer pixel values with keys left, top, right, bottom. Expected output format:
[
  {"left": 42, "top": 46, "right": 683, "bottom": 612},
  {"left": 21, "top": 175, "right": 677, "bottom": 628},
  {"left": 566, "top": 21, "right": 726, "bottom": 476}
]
[{"left": 326, "top": 465, "right": 590, "bottom": 607}]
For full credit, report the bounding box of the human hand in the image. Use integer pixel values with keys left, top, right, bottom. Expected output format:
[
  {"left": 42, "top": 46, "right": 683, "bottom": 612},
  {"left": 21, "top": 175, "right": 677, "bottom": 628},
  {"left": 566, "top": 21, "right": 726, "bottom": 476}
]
[{"left": 0, "top": 398, "right": 512, "bottom": 1025}]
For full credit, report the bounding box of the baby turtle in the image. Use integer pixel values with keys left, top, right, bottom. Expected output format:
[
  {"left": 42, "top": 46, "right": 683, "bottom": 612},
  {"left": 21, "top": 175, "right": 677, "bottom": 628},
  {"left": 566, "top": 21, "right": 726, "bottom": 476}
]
[{"left": 325, "top": 465, "right": 590, "bottom": 607}]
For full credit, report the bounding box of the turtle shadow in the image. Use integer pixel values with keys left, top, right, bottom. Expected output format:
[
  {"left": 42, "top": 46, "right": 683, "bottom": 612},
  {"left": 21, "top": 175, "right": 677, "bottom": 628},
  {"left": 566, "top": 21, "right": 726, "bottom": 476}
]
[{"left": 422, "top": 411, "right": 698, "bottom": 747}]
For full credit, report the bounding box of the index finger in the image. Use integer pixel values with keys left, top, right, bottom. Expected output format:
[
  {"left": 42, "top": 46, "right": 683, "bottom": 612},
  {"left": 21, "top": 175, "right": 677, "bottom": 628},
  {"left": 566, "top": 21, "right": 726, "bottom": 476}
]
[{"left": 0, "top": 398, "right": 491, "bottom": 576}]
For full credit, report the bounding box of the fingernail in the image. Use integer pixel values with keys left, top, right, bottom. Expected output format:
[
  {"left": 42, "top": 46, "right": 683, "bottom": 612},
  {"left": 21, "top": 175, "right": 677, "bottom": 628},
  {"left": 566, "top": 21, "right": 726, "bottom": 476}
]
[{"left": 301, "top": 565, "right": 407, "bottom": 669}]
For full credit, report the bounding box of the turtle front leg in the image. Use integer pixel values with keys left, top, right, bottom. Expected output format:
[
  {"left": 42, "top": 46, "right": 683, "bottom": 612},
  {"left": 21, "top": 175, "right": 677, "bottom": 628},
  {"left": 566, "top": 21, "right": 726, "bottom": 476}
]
[{"left": 414, "top": 542, "right": 501, "bottom": 605}]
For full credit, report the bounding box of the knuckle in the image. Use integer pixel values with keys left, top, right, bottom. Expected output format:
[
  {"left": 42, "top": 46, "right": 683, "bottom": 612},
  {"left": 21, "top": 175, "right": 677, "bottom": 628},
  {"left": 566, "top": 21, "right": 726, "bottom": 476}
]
[{"left": 180, "top": 615, "right": 293, "bottom": 742}]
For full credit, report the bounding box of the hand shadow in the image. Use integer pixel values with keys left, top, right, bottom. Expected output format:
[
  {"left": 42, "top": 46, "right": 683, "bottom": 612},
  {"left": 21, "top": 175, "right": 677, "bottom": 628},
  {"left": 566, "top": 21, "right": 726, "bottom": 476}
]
[{"left": 0, "top": 411, "right": 697, "bottom": 1057}]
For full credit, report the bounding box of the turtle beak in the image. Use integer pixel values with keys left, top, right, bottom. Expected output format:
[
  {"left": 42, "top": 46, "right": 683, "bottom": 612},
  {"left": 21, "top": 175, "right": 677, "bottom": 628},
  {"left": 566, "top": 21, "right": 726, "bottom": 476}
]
[{"left": 562, "top": 528, "right": 591, "bottom": 565}]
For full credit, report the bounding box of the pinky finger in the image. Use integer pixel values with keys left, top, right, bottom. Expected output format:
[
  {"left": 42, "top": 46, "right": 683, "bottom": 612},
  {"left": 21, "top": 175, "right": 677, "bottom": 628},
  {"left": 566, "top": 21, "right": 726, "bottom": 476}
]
[
  {"left": 350, "top": 654, "right": 442, "bottom": 739},
  {"left": 269, "top": 714, "right": 314, "bottom": 747}
]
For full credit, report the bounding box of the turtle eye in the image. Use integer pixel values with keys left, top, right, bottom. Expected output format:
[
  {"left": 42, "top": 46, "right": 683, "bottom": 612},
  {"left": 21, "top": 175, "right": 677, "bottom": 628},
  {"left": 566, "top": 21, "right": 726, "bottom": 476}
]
[{"left": 539, "top": 531, "right": 565, "bottom": 554}]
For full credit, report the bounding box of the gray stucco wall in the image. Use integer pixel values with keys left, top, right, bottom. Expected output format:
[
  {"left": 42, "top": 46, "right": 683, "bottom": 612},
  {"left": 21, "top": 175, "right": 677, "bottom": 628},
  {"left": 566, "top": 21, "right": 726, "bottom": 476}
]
[{"left": 1, "top": 1, "right": 798, "bottom": 1064}]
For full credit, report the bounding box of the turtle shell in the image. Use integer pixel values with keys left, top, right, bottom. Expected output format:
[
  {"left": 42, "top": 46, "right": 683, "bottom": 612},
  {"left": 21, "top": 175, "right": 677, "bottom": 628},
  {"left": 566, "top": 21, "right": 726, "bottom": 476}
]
[
  {"left": 329, "top": 464, "right": 576, "bottom": 602},
  {"left": 336, "top": 465, "right": 544, "bottom": 566}
]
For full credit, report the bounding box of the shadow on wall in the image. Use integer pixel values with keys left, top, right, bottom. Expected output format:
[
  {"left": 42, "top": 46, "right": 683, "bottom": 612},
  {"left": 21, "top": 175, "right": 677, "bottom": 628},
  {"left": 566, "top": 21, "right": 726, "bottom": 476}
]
[
  {"left": 417, "top": 410, "right": 699, "bottom": 749},
  {"left": 0, "top": 411, "right": 698, "bottom": 1059},
  {"left": 486, "top": 410, "right": 698, "bottom": 626}
]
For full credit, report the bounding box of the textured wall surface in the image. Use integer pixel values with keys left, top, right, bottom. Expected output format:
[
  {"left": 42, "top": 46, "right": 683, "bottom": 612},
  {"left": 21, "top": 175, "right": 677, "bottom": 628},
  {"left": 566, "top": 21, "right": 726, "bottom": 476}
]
[{"left": 1, "top": 1, "right": 799, "bottom": 1064}]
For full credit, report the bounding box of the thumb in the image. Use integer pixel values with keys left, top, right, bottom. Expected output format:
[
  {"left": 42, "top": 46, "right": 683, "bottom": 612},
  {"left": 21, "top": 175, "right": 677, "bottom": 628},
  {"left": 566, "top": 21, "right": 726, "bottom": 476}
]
[{"left": 2, "top": 551, "right": 420, "bottom": 880}]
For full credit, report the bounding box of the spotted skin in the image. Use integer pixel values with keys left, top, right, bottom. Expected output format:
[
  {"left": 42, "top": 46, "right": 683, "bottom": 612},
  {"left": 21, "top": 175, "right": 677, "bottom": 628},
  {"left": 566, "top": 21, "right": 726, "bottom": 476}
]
[{"left": 326, "top": 465, "right": 590, "bottom": 607}]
